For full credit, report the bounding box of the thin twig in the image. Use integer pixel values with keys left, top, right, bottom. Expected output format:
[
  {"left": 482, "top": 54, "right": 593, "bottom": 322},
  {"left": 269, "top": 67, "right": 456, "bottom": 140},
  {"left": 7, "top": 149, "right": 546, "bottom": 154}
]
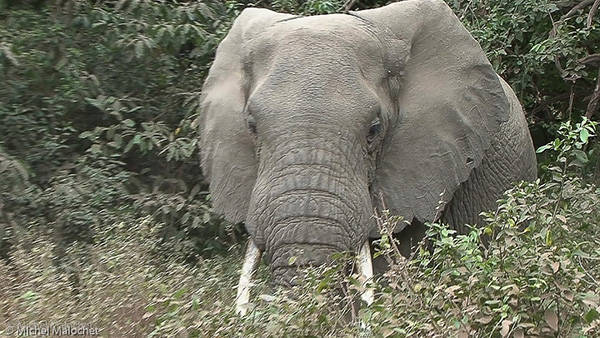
[
  {"left": 374, "top": 195, "right": 444, "bottom": 334},
  {"left": 459, "top": 0, "right": 475, "bottom": 21},
  {"left": 547, "top": 9, "right": 568, "bottom": 78},
  {"left": 342, "top": 0, "right": 358, "bottom": 13},
  {"left": 551, "top": 159, "right": 568, "bottom": 226},
  {"left": 586, "top": 68, "right": 600, "bottom": 119},
  {"left": 568, "top": 85, "right": 574, "bottom": 120},
  {"left": 578, "top": 258, "right": 599, "bottom": 285},
  {"left": 552, "top": 0, "right": 598, "bottom": 81},
  {"left": 531, "top": 93, "right": 571, "bottom": 117}
]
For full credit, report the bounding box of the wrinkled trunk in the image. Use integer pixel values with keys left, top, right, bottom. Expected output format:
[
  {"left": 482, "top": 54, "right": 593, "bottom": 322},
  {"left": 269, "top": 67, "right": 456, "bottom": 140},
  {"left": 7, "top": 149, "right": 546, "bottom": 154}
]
[{"left": 245, "top": 126, "right": 374, "bottom": 287}]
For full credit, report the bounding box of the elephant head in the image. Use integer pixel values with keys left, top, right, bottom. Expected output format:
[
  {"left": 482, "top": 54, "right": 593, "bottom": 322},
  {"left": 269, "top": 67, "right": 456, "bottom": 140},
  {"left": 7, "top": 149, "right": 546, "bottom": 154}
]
[{"left": 199, "top": 0, "right": 537, "bottom": 314}]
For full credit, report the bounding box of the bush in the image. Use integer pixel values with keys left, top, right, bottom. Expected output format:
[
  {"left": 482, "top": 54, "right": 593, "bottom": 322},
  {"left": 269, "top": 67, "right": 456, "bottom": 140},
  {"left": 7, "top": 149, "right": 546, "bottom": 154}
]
[
  {"left": 3, "top": 119, "right": 597, "bottom": 337},
  {"left": 220, "top": 120, "right": 600, "bottom": 337},
  {"left": 0, "top": 216, "right": 245, "bottom": 337},
  {"left": 0, "top": 0, "right": 240, "bottom": 261}
]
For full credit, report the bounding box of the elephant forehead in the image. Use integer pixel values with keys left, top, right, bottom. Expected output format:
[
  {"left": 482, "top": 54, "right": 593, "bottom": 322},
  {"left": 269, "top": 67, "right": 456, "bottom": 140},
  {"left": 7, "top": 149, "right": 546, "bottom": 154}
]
[{"left": 244, "top": 15, "right": 387, "bottom": 81}]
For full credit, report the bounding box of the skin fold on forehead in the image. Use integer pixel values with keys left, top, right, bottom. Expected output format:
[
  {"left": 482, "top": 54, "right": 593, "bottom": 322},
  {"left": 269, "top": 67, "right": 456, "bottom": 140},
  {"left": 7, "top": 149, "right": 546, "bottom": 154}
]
[{"left": 243, "top": 14, "right": 392, "bottom": 85}]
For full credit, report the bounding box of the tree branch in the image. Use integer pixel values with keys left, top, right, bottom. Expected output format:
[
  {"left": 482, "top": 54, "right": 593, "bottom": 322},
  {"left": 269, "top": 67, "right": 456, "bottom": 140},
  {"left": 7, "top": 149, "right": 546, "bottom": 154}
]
[
  {"left": 560, "top": 0, "right": 596, "bottom": 21},
  {"left": 579, "top": 54, "right": 600, "bottom": 119},
  {"left": 531, "top": 93, "right": 572, "bottom": 117},
  {"left": 588, "top": 0, "right": 600, "bottom": 28}
]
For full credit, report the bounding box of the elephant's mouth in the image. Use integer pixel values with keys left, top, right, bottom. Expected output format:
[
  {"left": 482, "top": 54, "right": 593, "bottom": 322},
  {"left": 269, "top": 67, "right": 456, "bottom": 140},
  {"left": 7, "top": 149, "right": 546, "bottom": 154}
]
[{"left": 235, "top": 240, "right": 374, "bottom": 316}]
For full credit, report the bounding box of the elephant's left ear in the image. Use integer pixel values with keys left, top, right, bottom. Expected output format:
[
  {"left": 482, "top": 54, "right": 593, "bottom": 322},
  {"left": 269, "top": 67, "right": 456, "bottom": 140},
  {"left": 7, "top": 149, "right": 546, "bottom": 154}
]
[
  {"left": 199, "top": 8, "right": 294, "bottom": 223},
  {"left": 358, "top": 0, "right": 510, "bottom": 228}
]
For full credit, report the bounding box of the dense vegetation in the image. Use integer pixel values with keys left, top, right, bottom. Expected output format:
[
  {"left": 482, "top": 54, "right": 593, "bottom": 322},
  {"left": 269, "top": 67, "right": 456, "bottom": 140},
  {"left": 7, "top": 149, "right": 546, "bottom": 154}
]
[{"left": 1, "top": 0, "right": 599, "bottom": 336}]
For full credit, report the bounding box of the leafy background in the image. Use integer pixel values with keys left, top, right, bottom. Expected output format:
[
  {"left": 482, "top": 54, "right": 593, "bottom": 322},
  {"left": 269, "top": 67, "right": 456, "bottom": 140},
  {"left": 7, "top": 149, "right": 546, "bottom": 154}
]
[{"left": 0, "top": 0, "right": 599, "bottom": 337}]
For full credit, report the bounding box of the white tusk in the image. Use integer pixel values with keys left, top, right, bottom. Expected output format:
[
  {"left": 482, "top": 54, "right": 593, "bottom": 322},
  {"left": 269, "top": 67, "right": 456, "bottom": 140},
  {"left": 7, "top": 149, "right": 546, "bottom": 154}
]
[
  {"left": 236, "top": 240, "right": 262, "bottom": 316},
  {"left": 357, "top": 241, "right": 374, "bottom": 305}
]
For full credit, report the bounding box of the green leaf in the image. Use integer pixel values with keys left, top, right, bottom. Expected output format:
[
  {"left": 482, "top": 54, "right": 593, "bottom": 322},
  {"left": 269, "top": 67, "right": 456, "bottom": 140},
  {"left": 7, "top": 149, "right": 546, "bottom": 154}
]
[
  {"left": 553, "top": 138, "right": 562, "bottom": 149},
  {"left": 188, "top": 184, "right": 201, "bottom": 201},
  {"left": 585, "top": 308, "right": 599, "bottom": 323},
  {"left": 90, "top": 144, "right": 102, "bottom": 154},
  {"left": 22, "top": 290, "right": 39, "bottom": 301},
  {"left": 536, "top": 144, "right": 553, "bottom": 153},
  {"left": 580, "top": 128, "right": 590, "bottom": 143},
  {"left": 173, "top": 288, "right": 186, "bottom": 299},
  {"left": 79, "top": 131, "right": 94, "bottom": 139},
  {"left": 191, "top": 298, "right": 200, "bottom": 311},
  {"left": 124, "top": 138, "right": 135, "bottom": 153},
  {"left": 571, "top": 150, "right": 588, "bottom": 166},
  {"left": 545, "top": 229, "right": 553, "bottom": 246},
  {"left": 85, "top": 97, "right": 106, "bottom": 111}
]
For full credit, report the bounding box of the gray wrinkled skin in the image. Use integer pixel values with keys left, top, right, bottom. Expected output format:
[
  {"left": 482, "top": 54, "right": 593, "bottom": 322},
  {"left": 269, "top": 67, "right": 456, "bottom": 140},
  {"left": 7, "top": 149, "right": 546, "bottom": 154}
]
[{"left": 199, "top": 0, "right": 537, "bottom": 286}]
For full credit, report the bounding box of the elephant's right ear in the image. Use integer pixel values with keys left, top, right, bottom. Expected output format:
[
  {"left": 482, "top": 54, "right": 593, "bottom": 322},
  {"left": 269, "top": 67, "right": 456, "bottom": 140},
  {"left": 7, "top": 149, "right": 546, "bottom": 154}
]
[
  {"left": 199, "top": 8, "right": 294, "bottom": 223},
  {"left": 358, "top": 0, "right": 510, "bottom": 230}
]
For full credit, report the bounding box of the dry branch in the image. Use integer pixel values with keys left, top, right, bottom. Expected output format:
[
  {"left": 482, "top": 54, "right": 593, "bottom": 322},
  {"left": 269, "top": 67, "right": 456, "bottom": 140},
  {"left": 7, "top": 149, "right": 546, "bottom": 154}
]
[
  {"left": 579, "top": 54, "right": 600, "bottom": 118},
  {"left": 588, "top": 0, "right": 600, "bottom": 27},
  {"left": 561, "top": 0, "right": 596, "bottom": 21}
]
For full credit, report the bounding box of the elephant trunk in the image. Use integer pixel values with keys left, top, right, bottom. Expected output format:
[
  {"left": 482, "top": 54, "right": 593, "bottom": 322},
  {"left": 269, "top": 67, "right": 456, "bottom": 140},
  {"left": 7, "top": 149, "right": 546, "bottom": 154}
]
[
  {"left": 255, "top": 187, "right": 370, "bottom": 287},
  {"left": 245, "top": 133, "right": 374, "bottom": 287}
]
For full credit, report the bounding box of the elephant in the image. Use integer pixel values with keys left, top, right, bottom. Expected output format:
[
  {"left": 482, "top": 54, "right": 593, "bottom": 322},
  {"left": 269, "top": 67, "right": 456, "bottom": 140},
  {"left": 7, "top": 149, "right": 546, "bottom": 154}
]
[{"left": 199, "top": 0, "right": 537, "bottom": 314}]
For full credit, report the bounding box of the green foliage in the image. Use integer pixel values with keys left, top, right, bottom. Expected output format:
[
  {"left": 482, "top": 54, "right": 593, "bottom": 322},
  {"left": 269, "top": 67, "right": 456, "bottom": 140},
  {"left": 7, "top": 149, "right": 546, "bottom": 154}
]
[
  {"left": 1, "top": 121, "right": 599, "bottom": 336},
  {"left": 227, "top": 125, "right": 600, "bottom": 337},
  {"left": 0, "top": 0, "right": 239, "bottom": 260},
  {"left": 2, "top": 0, "right": 599, "bottom": 262},
  {"left": 260, "top": 0, "right": 372, "bottom": 14},
  {"left": 449, "top": 0, "right": 600, "bottom": 125},
  {"left": 537, "top": 117, "right": 598, "bottom": 180},
  {"left": 2, "top": 168, "right": 597, "bottom": 336}
]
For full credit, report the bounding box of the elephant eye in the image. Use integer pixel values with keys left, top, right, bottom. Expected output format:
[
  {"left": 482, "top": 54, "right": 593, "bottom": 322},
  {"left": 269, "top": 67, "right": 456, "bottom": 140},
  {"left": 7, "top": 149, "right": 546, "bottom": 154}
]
[
  {"left": 246, "top": 114, "right": 257, "bottom": 134},
  {"left": 367, "top": 118, "right": 381, "bottom": 143}
]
